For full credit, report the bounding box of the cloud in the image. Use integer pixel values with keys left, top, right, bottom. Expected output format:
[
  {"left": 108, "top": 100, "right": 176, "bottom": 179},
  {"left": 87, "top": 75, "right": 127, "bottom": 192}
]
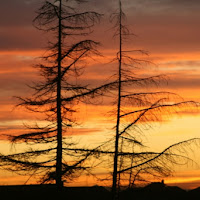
[
  {"left": 168, "top": 77, "right": 200, "bottom": 89},
  {"left": 0, "top": 27, "right": 45, "bottom": 50},
  {"left": 65, "top": 127, "right": 103, "bottom": 136},
  {"left": 101, "top": 0, "right": 200, "bottom": 54},
  {"left": 0, "top": 0, "right": 42, "bottom": 27},
  {"left": 0, "top": 0, "right": 45, "bottom": 50},
  {"left": 0, "top": 53, "right": 39, "bottom": 97},
  {"left": 83, "top": 0, "right": 117, "bottom": 14},
  {"left": 125, "top": 0, "right": 200, "bottom": 15},
  {"left": 1, "top": 0, "right": 200, "bottom": 54},
  {"left": 160, "top": 60, "right": 200, "bottom": 69}
]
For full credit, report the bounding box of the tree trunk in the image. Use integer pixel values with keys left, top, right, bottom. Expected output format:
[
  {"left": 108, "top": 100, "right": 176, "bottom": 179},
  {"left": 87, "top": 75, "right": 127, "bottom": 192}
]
[
  {"left": 56, "top": 0, "right": 63, "bottom": 190},
  {"left": 112, "top": 1, "right": 122, "bottom": 199}
]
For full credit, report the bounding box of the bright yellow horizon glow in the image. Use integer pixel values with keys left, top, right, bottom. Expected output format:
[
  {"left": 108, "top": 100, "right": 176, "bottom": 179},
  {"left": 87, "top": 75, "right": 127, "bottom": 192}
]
[{"left": 0, "top": 39, "right": 200, "bottom": 189}]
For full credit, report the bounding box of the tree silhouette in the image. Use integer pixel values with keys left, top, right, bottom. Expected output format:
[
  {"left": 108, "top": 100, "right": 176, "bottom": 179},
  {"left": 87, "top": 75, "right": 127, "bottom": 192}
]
[
  {"left": 101, "top": 1, "right": 200, "bottom": 200},
  {"left": 0, "top": 0, "right": 101, "bottom": 190}
]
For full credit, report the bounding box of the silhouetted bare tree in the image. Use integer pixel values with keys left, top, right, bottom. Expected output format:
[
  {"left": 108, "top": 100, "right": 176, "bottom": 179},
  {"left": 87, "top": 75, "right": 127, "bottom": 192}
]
[
  {"left": 104, "top": 1, "right": 200, "bottom": 200},
  {"left": 0, "top": 0, "right": 101, "bottom": 190}
]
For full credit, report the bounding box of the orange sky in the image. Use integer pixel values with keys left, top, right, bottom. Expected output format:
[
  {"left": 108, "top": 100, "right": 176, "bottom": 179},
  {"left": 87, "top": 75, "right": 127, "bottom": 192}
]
[{"left": 0, "top": 0, "right": 200, "bottom": 189}]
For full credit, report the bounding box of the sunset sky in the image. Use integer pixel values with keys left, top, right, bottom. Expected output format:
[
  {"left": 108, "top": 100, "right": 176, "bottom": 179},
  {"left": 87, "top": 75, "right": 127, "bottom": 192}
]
[{"left": 1, "top": 0, "right": 200, "bottom": 189}]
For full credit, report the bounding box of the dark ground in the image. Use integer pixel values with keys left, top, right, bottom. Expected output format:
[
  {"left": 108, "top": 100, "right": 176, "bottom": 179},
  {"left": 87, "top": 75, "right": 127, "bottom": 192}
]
[{"left": 0, "top": 182, "right": 200, "bottom": 199}]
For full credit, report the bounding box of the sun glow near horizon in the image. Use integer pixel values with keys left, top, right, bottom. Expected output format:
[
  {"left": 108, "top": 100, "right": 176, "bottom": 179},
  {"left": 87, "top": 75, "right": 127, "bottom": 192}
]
[{"left": 1, "top": 48, "right": 200, "bottom": 188}]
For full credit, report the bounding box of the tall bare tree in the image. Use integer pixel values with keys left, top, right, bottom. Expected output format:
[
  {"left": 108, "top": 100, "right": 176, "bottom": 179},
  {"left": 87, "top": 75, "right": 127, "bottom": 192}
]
[
  {"left": 107, "top": 1, "right": 199, "bottom": 200},
  {"left": 0, "top": 0, "right": 101, "bottom": 190}
]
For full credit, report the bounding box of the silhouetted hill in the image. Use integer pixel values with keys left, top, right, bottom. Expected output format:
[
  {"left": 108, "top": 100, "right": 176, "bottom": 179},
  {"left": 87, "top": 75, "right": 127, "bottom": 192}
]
[
  {"left": 188, "top": 186, "right": 200, "bottom": 198},
  {"left": 0, "top": 183, "right": 199, "bottom": 200},
  {"left": 0, "top": 184, "right": 110, "bottom": 199},
  {"left": 120, "top": 182, "right": 188, "bottom": 200}
]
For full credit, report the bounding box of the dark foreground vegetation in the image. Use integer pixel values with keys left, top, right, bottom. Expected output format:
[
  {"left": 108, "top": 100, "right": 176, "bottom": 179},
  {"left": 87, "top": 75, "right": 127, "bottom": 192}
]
[{"left": 0, "top": 182, "right": 200, "bottom": 200}]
